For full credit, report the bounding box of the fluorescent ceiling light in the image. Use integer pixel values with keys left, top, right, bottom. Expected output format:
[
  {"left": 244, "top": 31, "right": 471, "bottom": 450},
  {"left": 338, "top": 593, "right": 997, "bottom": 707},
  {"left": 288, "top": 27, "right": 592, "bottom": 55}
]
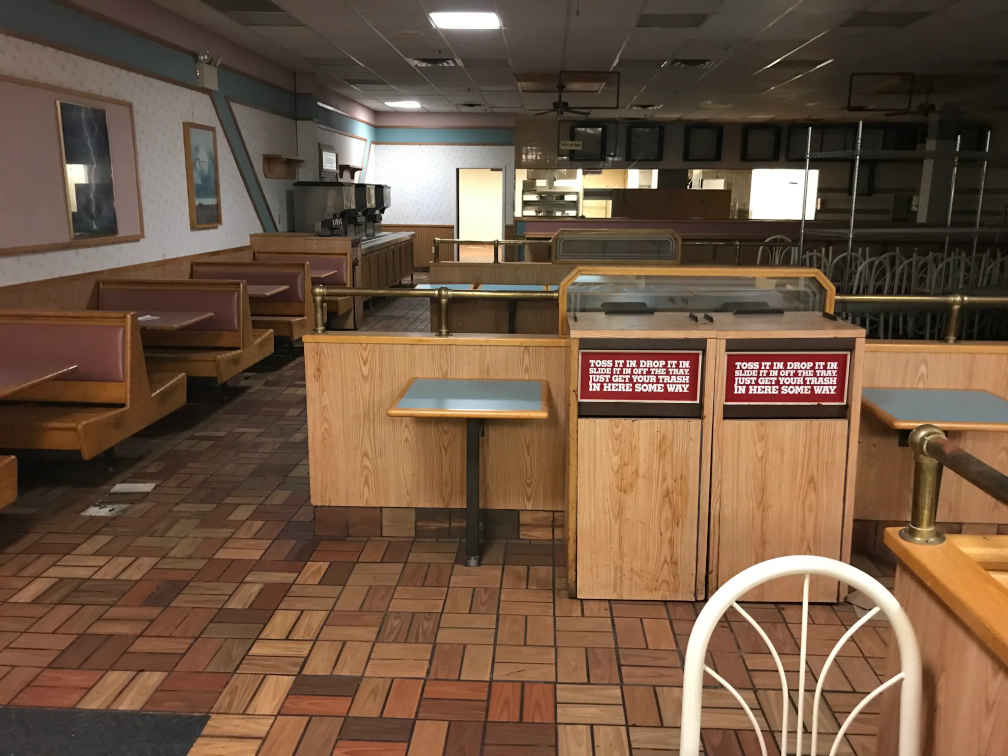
[
  {"left": 385, "top": 100, "right": 422, "bottom": 109},
  {"left": 429, "top": 11, "right": 501, "bottom": 30}
]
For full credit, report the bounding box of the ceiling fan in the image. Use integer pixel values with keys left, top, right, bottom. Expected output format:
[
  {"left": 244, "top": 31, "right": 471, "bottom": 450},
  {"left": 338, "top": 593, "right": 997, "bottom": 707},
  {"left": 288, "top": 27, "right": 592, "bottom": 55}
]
[{"left": 532, "top": 82, "right": 591, "bottom": 117}]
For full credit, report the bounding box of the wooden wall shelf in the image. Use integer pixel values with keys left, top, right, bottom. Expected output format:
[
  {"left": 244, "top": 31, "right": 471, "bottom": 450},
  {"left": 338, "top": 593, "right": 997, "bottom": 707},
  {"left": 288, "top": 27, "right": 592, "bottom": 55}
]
[{"left": 262, "top": 154, "right": 304, "bottom": 180}]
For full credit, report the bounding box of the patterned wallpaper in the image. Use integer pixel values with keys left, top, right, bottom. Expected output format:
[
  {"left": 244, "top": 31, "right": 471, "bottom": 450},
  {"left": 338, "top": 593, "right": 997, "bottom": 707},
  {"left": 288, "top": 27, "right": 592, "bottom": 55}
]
[
  {"left": 0, "top": 33, "right": 294, "bottom": 286},
  {"left": 365, "top": 144, "right": 515, "bottom": 230},
  {"left": 231, "top": 102, "right": 297, "bottom": 232}
]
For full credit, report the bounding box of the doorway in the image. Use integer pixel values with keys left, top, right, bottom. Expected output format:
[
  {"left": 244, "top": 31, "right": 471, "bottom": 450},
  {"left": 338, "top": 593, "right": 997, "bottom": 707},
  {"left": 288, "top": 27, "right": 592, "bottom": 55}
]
[{"left": 457, "top": 168, "right": 504, "bottom": 262}]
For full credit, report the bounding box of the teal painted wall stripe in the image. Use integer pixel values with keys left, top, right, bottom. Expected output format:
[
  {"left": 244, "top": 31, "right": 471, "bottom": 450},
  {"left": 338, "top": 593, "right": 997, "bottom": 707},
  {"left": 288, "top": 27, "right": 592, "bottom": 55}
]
[
  {"left": 219, "top": 68, "right": 295, "bottom": 119},
  {"left": 373, "top": 127, "right": 514, "bottom": 145},
  {"left": 316, "top": 104, "right": 376, "bottom": 142},
  {"left": 0, "top": 0, "right": 199, "bottom": 87},
  {"left": 211, "top": 92, "right": 277, "bottom": 233}
]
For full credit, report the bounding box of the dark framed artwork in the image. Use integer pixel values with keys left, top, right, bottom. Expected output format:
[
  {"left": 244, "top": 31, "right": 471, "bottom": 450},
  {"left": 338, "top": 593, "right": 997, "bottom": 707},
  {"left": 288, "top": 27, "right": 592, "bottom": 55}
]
[
  {"left": 627, "top": 123, "right": 664, "bottom": 161},
  {"left": 569, "top": 123, "right": 607, "bottom": 161},
  {"left": 57, "top": 100, "right": 118, "bottom": 239},
  {"left": 183, "top": 122, "right": 222, "bottom": 229},
  {"left": 683, "top": 124, "right": 723, "bottom": 161},
  {"left": 741, "top": 124, "right": 780, "bottom": 161}
]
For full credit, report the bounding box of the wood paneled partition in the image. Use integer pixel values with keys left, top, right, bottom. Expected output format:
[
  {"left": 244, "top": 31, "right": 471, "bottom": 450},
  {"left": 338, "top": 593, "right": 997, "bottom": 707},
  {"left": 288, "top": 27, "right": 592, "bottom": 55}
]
[
  {"left": 857, "top": 342, "right": 1008, "bottom": 524},
  {"left": 0, "top": 245, "right": 252, "bottom": 311},
  {"left": 380, "top": 224, "right": 454, "bottom": 269},
  {"left": 303, "top": 333, "right": 569, "bottom": 512}
]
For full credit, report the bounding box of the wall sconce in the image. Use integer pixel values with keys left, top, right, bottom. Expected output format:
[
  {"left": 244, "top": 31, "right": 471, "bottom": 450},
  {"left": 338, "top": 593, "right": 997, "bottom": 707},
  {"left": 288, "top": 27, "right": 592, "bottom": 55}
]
[{"left": 196, "top": 52, "right": 221, "bottom": 90}]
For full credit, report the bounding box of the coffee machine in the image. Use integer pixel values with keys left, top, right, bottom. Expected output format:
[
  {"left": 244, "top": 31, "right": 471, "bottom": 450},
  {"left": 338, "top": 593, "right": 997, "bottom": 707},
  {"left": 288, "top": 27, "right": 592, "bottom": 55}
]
[
  {"left": 292, "top": 182, "right": 364, "bottom": 239},
  {"left": 371, "top": 185, "right": 391, "bottom": 235},
  {"left": 354, "top": 184, "right": 378, "bottom": 239}
]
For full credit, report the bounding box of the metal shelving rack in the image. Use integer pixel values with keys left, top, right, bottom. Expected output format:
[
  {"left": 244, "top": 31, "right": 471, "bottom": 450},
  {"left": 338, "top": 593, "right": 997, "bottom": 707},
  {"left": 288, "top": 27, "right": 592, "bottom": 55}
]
[
  {"left": 797, "top": 121, "right": 995, "bottom": 258},
  {"left": 520, "top": 181, "right": 580, "bottom": 218}
]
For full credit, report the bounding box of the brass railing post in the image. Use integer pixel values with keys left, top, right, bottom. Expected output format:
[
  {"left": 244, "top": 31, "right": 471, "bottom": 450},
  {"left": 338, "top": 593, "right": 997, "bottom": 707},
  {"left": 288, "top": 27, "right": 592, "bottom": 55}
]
[
  {"left": 432, "top": 239, "right": 440, "bottom": 264},
  {"left": 312, "top": 285, "right": 327, "bottom": 334},
  {"left": 900, "top": 424, "right": 947, "bottom": 545},
  {"left": 493, "top": 240, "right": 500, "bottom": 263},
  {"left": 437, "top": 287, "right": 450, "bottom": 337},
  {"left": 944, "top": 294, "right": 963, "bottom": 343}
]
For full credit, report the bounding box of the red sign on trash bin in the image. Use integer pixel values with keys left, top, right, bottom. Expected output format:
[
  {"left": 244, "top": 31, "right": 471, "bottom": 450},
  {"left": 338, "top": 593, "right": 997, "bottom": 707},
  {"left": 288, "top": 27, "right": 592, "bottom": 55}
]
[
  {"left": 724, "top": 352, "right": 849, "bottom": 405},
  {"left": 578, "top": 350, "right": 702, "bottom": 403}
]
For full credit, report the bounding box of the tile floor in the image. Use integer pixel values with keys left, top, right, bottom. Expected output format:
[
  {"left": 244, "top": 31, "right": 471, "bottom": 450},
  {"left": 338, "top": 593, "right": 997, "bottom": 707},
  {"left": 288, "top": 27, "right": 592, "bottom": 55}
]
[{"left": 0, "top": 302, "right": 893, "bottom": 755}]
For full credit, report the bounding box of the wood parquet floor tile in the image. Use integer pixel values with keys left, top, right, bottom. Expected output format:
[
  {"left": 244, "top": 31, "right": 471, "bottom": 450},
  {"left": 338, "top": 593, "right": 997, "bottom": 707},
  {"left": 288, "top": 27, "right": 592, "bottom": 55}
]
[{"left": 1, "top": 347, "right": 892, "bottom": 755}]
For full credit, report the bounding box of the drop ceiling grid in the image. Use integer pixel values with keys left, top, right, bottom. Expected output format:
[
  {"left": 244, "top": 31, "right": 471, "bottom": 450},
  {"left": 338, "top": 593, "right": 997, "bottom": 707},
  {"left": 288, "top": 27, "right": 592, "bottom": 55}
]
[{"left": 145, "top": 0, "right": 1008, "bottom": 116}]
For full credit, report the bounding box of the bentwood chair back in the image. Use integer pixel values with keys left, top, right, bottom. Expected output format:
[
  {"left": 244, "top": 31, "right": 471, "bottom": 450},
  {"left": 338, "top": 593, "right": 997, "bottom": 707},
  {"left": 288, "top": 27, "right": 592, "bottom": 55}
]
[{"left": 680, "top": 555, "right": 922, "bottom": 756}]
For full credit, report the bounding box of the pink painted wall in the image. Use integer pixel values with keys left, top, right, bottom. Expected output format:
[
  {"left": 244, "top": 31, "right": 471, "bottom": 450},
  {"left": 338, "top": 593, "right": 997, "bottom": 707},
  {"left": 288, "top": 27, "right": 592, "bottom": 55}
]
[{"left": 0, "top": 77, "right": 142, "bottom": 250}]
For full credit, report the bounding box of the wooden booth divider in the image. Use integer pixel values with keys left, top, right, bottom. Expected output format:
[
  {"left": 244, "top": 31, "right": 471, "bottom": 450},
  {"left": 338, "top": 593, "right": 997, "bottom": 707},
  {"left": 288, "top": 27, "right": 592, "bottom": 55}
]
[
  {"left": 97, "top": 279, "right": 274, "bottom": 384},
  {"left": 304, "top": 333, "right": 569, "bottom": 538},
  {"left": 0, "top": 310, "right": 187, "bottom": 459},
  {"left": 855, "top": 342, "right": 1008, "bottom": 540}
]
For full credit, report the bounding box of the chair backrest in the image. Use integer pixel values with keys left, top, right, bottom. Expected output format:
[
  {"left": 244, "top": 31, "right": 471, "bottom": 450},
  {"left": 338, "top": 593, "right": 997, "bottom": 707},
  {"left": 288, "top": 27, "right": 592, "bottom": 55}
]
[
  {"left": 680, "top": 555, "right": 921, "bottom": 756},
  {"left": 0, "top": 310, "right": 133, "bottom": 404},
  {"left": 756, "top": 235, "right": 796, "bottom": 266},
  {"left": 98, "top": 279, "right": 249, "bottom": 349}
]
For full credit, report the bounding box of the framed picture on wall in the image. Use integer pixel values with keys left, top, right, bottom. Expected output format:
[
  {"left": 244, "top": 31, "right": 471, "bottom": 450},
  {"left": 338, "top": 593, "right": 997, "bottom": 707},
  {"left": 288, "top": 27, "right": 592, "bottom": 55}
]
[
  {"left": 57, "top": 101, "right": 118, "bottom": 239},
  {"left": 319, "top": 143, "right": 339, "bottom": 180},
  {"left": 683, "top": 124, "right": 723, "bottom": 161},
  {"left": 183, "top": 122, "right": 221, "bottom": 229},
  {"left": 741, "top": 124, "right": 780, "bottom": 161},
  {"left": 627, "top": 123, "right": 664, "bottom": 161}
]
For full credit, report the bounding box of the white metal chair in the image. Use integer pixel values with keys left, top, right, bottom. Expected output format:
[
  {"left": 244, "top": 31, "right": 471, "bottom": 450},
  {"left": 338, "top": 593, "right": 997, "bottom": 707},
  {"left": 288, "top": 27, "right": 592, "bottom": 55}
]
[{"left": 680, "top": 555, "right": 921, "bottom": 756}]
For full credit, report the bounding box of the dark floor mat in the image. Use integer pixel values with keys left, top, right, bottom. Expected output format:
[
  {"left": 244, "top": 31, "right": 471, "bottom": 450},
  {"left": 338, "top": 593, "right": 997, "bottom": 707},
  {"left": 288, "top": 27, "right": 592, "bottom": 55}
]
[{"left": 0, "top": 708, "right": 209, "bottom": 756}]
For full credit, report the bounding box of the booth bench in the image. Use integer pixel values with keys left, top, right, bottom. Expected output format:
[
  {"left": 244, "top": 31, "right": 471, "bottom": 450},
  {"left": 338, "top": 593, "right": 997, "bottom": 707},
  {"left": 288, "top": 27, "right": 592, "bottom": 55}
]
[
  {"left": 0, "top": 310, "right": 187, "bottom": 459},
  {"left": 97, "top": 279, "right": 274, "bottom": 384},
  {"left": 191, "top": 260, "right": 314, "bottom": 342}
]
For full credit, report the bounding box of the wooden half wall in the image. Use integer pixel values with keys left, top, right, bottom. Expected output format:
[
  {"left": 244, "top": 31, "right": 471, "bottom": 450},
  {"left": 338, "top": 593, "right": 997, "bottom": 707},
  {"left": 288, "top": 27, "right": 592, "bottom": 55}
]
[
  {"left": 0, "top": 245, "right": 253, "bottom": 311},
  {"left": 857, "top": 341, "right": 1008, "bottom": 524},
  {"left": 381, "top": 224, "right": 454, "bottom": 269},
  {"left": 303, "top": 333, "right": 569, "bottom": 512}
]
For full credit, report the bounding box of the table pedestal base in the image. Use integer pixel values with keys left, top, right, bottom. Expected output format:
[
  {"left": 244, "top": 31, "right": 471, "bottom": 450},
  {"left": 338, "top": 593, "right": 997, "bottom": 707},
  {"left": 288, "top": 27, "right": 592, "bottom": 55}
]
[{"left": 466, "top": 419, "right": 484, "bottom": 567}]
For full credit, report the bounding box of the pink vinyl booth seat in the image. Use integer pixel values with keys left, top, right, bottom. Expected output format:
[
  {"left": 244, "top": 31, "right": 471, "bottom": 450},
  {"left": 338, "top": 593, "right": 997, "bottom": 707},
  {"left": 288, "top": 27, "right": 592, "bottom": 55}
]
[
  {"left": 251, "top": 251, "right": 355, "bottom": 327},
  {"left": 96, "top": 279, "right": 274, "bottom": 384},
  {"left": 190, "top": 261, "right": 314, "bottom": 340},
  {"left": 0, "top": 310, "right": 186, "bottom": 459}
]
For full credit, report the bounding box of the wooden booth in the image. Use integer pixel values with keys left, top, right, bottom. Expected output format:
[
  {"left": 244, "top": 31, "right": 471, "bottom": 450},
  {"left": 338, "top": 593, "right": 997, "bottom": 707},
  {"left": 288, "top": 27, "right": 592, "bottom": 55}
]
[
  {"left": 304, "top": 265, "right": 863, "bottom": 603},
  {"left": 250, "top": 231, "right": 414, "bottom": 329}
]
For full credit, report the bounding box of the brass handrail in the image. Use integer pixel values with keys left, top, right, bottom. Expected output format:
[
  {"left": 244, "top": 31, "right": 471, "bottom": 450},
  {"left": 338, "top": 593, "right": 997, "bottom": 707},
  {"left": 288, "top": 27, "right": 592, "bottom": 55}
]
[
  {"left": 834, "top": 293, "right": 1008, "bottom": 343},
  {"left": 902, "top": 424, "right": 1008, "bottom": 545},
  {"left": 432, "top": 238, "right": 551, "bottom": 263},
  {"left": 312, "top": 285, "right": 559, "bottom": 337}
]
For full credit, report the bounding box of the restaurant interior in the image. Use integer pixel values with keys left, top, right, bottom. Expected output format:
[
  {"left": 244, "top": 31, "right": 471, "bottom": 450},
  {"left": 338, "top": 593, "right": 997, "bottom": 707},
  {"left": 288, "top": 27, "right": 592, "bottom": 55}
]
[{"left": 1, "top": 1, "right": 1007, "bottom": 754}]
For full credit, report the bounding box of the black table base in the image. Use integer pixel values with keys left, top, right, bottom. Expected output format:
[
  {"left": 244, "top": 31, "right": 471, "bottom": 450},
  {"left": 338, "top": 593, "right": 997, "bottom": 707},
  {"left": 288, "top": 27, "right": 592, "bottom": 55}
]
[{"left": 465, "top": 418, "right": 484, "bottom": 566}]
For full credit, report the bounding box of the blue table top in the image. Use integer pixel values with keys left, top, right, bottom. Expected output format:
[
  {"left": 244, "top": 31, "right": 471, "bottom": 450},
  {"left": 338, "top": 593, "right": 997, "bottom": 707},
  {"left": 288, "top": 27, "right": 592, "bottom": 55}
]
[
  {"left": 388, "top": 378, "right": 548, "bottom": 419},
  {"left": 414, "top": 283, "right": 474, "bottom": 290},
  {"left": 862, "top": 388, "right": 1008, "bottom": 430}
]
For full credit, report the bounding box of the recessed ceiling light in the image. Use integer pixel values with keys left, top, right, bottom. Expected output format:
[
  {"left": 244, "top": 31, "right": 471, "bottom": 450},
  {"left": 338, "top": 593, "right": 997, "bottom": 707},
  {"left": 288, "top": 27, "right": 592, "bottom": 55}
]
[
  {"left": 429, "top": 11, "right": 501, "bottom": 30},
  {"left": 385, "top": 100, "right": 422, "bottom": 109}
]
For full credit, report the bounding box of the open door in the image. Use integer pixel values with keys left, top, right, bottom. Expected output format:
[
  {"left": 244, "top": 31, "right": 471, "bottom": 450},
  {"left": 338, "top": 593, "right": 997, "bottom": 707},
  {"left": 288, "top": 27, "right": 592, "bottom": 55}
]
[{"left": 457, "top": 168, "right": 504, "bottom": 262}]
